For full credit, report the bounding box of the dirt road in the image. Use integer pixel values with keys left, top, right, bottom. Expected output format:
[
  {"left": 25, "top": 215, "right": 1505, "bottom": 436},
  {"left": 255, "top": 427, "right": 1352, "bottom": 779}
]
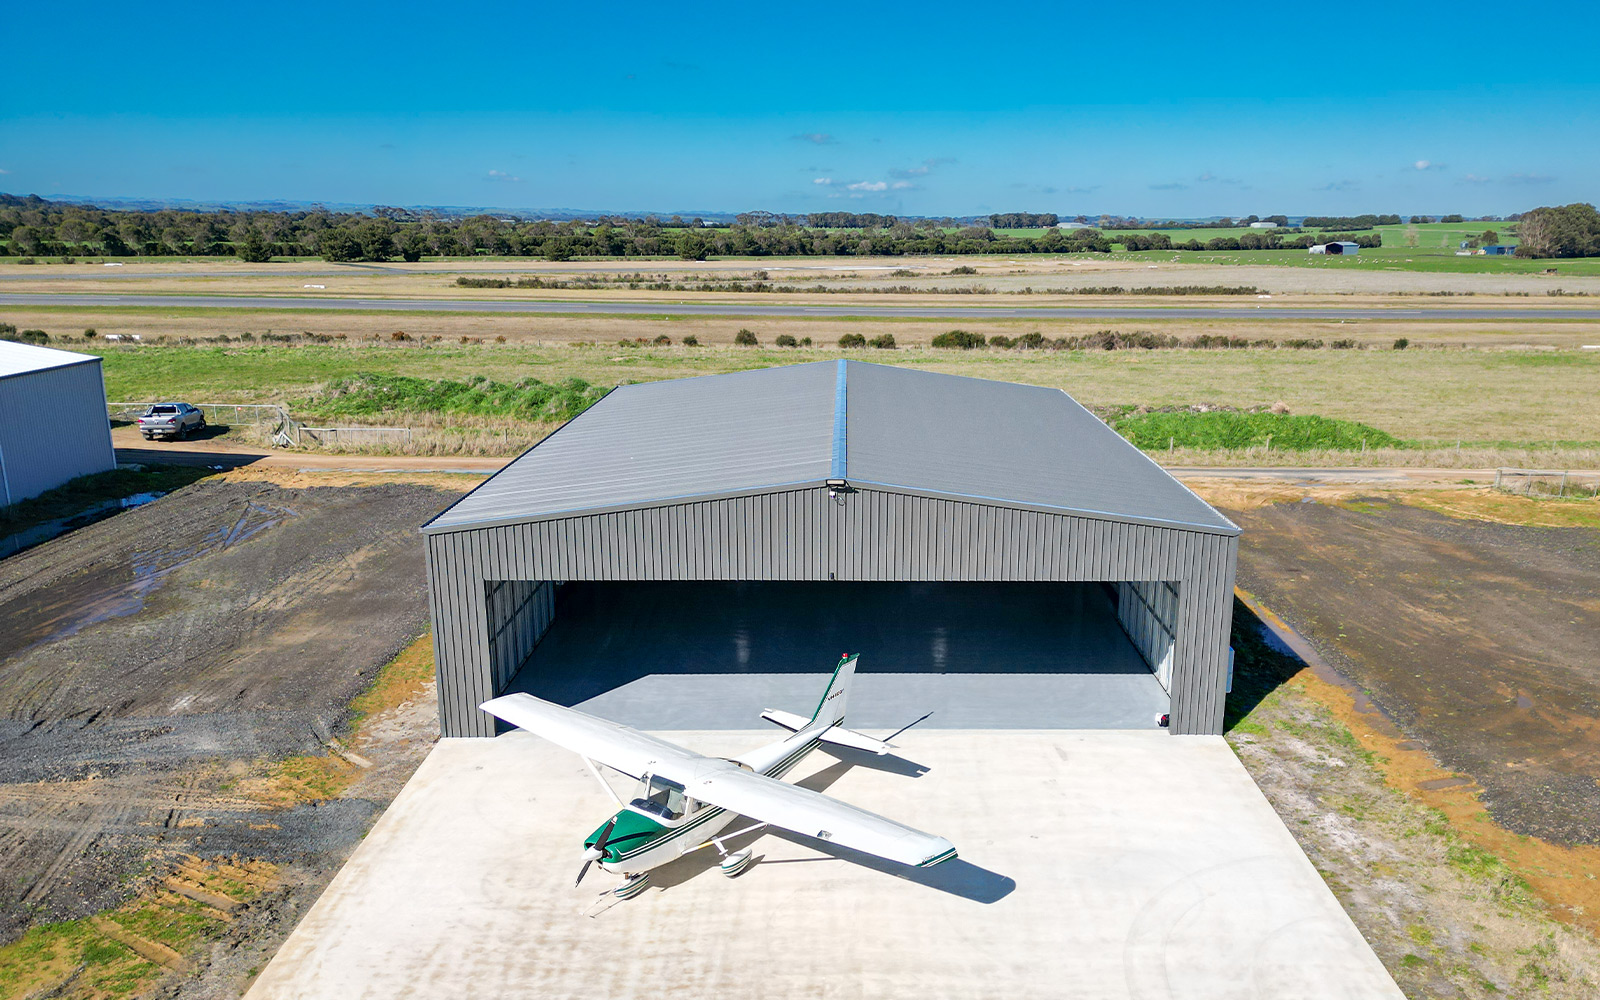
[
  {"left": 1223, "top": 497, "right": 1600, "bottom": 845},
  {"left": 114, "top": 427, "right": 1562, "bottom": 485},
  {"left": 0, "top": 477, "right": 463, "bottom": 956}
]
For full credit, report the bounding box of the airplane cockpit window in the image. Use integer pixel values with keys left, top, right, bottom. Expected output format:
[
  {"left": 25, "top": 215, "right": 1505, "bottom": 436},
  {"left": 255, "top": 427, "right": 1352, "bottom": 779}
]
[{"left": 629, "top": 773, "right": 688, "bottom": 822}]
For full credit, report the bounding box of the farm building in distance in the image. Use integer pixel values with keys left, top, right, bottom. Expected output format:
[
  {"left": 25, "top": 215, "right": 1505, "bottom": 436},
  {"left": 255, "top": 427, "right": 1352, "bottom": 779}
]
[
  {"left": 0, "top": 341, "right": 116, "bottom": 505},
  {"left": 1482, "top": 244, "right": 1515, "bottom": 255},
  {"left": 421, "top": 361, "right": 1241, "bottom": 738},
  {"left": 1309, "top": 241, "right": 1360, "bottom": 255}
]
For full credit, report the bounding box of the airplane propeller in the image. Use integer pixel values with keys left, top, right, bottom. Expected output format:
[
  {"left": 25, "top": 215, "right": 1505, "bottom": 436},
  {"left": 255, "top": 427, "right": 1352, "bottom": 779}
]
[{"left": 577, "top": 817, "right": 618, "bottom": 887}]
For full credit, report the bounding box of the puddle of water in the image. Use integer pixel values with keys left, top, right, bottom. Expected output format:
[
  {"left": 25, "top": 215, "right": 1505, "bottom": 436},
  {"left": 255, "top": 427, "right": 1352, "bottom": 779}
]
[
  {"left": 0, "top": 500, "right": 295, "bottom": 656},
  {"left": 0, "top": 492, "right": 166, "bottom": 560}
]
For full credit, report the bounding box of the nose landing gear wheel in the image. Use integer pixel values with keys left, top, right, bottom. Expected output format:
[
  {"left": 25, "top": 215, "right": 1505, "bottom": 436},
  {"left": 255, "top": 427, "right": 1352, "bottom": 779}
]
[
  {"left": 612, "top": 872, "right": 651, "bottom": 899},
  {"left": 719, "top": 849, "right": 754, "bottom": 877}
]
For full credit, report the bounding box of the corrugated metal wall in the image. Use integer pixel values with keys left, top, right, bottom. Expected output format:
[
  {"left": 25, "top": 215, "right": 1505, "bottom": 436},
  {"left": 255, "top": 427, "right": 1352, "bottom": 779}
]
[
  {"left": 426, "top": 485, "right": 1237, "bottom": 737},
  {"left": 485, "top": 579, "right": 556, "bottom": 694},
  {"left": 0, "top": 361, "right": 116, "bottom": 505},
  {"left": 1115, "top": 581, "right": 1180, "bottom": 690}
]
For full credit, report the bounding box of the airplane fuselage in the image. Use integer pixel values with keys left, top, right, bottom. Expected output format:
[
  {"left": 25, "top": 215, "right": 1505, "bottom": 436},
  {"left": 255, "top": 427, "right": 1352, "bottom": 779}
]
[{"left": 586, "top": 728, "right": 825, "bottom": 874}]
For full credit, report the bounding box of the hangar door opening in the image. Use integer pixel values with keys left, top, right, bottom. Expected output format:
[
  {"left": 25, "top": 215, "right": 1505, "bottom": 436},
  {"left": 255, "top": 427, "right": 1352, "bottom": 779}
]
[{"left": 493, "top": 579, "right": 1175, "bottom": 731}]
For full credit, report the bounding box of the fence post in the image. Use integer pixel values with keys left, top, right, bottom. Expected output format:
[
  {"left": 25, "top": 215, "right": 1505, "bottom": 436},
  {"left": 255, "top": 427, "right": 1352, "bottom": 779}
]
[
  {"left": 1560, "top": 471, "right": 1568, "bottom": 497},
  {"left": 1493, "top": 468, "right": 1502, "bottom": 489}
]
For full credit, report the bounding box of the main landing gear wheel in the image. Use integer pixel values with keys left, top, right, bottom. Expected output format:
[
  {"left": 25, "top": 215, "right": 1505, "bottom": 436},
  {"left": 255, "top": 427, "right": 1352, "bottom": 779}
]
[
  {"left": 719, "top": 849, "right": 754, "bottom": 878},
  {"left": 612, "top": 872, "right": 651, "bottom": 899}
]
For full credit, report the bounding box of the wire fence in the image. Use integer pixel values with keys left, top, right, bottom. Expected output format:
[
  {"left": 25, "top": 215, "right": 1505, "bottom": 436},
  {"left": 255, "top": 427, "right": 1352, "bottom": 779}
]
[
  {"left": 1494, "top": 468, "right": 1600, "bottom": 498},
  {"left": 109, "top": 402, "right": 415, "bottom": 452},
  {"left": 108, "top": 402, "right": 288, "bottom": 425},
  {"left": 296, "top": 426, "right": 414, "bottom": 448}
]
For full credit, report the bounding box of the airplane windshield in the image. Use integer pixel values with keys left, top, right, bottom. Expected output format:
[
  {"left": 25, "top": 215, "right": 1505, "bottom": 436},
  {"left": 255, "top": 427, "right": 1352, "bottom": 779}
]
[{"left": 629, "top": 774, "right": 688, "bottom": 822}]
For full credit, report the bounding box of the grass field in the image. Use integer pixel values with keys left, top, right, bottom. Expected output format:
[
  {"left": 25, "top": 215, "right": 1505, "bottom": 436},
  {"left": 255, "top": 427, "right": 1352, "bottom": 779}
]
[{"left": 78, "top": 340, "right": 1600, "bottom": 448}]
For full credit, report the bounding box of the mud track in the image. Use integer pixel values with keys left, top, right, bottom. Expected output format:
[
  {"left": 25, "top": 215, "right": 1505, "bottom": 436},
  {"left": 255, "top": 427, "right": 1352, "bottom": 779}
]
[
  {"left": 0, "top": 478, "right": 461, "bottom": 948},
  {"left": 1226, "top": 498, "right": 1600, "bottom": 845}
]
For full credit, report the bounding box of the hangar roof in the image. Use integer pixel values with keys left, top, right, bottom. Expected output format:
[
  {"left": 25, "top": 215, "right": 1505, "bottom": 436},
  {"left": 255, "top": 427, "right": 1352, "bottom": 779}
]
[
  {"left": 424, "top": 360, "right": 1238, "bottom": 535},
  {"left": 0, "top": 341, "right": 102, "bottom": 380}
]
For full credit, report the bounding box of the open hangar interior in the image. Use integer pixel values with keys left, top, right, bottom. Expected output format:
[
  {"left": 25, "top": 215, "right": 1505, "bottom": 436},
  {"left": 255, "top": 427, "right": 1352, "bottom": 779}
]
[{"left": 422, "top": 360, "right": 1239, "bottom": 736}]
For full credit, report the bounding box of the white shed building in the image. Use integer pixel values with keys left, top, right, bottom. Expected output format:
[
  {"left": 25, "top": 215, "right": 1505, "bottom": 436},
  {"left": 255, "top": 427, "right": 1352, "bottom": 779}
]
[{"left": 0, "top": 342, "right": 116, "bottom": 505}]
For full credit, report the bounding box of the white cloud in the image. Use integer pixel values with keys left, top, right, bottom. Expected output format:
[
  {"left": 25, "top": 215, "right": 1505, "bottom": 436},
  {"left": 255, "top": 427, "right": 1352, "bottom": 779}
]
[
  {"left": 890, "top": 180, "right": 915, "bottom": 190},
  {"left": 1506, "top": 172, "right": 1555, "bottom": 184},
  {"left": 0, "top": 167, "right": 9, "bottom": 174},
  {"left": 847, "top": 181, "right": 887, "bottom": 192},
  {"left": 1462, "top": 173, "right": 1491, "bottom": 184},
  {"left": 793, "top": 132, "right": 836, "bottom": 145},
  {"left": 1414, "top": 160, "right": 1446, "bottom": 171},
  {"left": 486, "top": 169, "right": 523, "bottom": 182},
  {"left": 813, "top": 177, "right": 832, "bottom": 185}
]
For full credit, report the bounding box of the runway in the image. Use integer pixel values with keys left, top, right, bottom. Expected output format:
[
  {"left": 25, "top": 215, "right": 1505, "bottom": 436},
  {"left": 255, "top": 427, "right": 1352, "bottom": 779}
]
[{"left": 5, "top": 291, "right": 1600, "bottom": 320}]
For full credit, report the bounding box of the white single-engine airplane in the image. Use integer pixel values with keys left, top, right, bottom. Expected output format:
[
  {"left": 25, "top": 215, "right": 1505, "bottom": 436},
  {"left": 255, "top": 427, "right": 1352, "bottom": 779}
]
[{"left": 482, "top": 653, "right": 956, "bottom": 899}]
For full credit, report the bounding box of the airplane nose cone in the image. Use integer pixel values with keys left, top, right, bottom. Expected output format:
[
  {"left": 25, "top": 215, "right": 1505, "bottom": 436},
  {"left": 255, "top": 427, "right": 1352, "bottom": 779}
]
[{"left": 582, "top": 846, "right": 605, "bottom": 861}]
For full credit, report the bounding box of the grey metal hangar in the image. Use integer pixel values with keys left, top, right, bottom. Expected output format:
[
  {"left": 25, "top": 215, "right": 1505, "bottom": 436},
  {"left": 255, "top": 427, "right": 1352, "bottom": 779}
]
[{"left": 421, "top": 360, "right": 1238, "bottom": 737}]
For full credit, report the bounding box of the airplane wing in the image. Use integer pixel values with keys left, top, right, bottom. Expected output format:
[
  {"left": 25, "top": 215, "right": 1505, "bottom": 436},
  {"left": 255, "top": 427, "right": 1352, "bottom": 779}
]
[
  {"left": 481, "top": 693, "right": 701, "bottom": 781},
  {"left": 686, "top": 765, "right": 957, "bottom": 868},
  {"left": 484, "top": 692, "right": 957, "bottom": 869}
]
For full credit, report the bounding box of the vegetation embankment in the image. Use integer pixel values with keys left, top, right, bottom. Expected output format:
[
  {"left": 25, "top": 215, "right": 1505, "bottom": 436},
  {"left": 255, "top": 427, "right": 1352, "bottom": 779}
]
[
  {"left": 452, "top": 274, "right": 1267, "bottom": 296},
  {"left": 1114, "top": 410, "right": 1400, "bottom": 452},
  {"left": 14, "top": 334, "right": 1592, "bottom": 463},
  {"left": 1225, "top": 597, "right": 1600, "bottom": 998}
]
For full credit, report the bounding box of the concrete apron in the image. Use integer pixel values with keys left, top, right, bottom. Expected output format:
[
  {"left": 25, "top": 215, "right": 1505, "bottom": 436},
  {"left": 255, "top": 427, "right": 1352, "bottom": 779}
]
[{"left": 246, "top": 731, "right": 1403, "bottom": 1000}]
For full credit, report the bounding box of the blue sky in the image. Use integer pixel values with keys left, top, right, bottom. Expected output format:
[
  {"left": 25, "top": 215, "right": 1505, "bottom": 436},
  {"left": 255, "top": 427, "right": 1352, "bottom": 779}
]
[{"left": 2, "top": 1, "right": 1594, "bottom": 217}]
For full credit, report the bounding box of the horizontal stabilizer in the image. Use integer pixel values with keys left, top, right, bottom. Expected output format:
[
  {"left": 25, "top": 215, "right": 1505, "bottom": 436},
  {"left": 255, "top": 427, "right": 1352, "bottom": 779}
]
[
  {"left": 818, "top": 726, "right": 895, "bottom": 756},
  {"left": 760, "top": 708, "right": 811, "bottom": 732}
]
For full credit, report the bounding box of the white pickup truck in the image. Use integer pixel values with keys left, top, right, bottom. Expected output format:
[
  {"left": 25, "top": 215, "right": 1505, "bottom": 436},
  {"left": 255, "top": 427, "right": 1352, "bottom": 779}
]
[{"left": 136, "top": 402, "right": 206, "bottom": 440}]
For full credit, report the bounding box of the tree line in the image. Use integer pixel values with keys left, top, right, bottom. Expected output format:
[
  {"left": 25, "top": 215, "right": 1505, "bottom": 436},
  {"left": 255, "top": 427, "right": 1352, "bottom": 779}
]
[
  {"left": 3, "top": 192, "right": 1570, "bottom": 261},
  {"left": 1513, "top": 203, "right": 1600, "bottom": 258}
]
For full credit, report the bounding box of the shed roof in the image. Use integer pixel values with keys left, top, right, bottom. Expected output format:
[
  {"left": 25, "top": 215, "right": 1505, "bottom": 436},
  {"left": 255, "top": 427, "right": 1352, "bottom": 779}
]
[
  {"left": 424, "top": 361, "right": 1237, "bottom": 535},
  {"left": 0, "top": 341, "right": 102, "bottom": 380}
]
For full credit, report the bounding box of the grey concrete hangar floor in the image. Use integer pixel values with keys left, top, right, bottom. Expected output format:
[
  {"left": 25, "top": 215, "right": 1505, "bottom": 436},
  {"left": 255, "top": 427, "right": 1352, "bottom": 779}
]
[
  {"left": 246, "top": 730, "right": 1403, "bottom": 1000},
  {"left": 506, "top": 581, "right": 1172, "bottom": 730}
]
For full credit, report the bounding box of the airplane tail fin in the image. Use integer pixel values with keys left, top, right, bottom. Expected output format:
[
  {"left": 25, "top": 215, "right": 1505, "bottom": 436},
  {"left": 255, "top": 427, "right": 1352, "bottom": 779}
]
[{"left": 806, "top": 653, "right": 858, "bottom": 730}]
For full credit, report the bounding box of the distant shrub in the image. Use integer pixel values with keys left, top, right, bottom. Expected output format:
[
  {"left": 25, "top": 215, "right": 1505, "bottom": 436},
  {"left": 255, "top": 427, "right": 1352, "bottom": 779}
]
[
  {"left": 390, "top": 330, "right": 412, "bottom": 341},
  {"left": 8, "top": 328, "right": 50, "bottom": 345},
  {"left": 1393, "top": 337, "right": 1410, "bottom": 350},
  {"left": 891, "top": 269, "right": 916, "bottom": 277},
  {"left": 775, "top": 334, "right": 799, "bottom": 347},
  {"left": 494, "top": 335, "right": 506, "bottom": 343},
  {"left": 838, "top": 333, "right": 867, "bottom": 348},
  {"left": 1330, "top": 339, "right": 1360, "bottom": 349},
  {"left": 682, "top": 335, "right": 699, "bottom": 346},
  {"left": 1185, "top": 334, "right": 1250, "bottom": 349},
  {"left": 0, "top": 322, "right": 15, "bottom": 337},
  {"left": 868, "top": 334, "right": 896, "bottom": 349},
  {"left": 1017, "top": 332, "right": 1046, "bottom": 349},
  {"left": 653, "top": 335, "right": 671, "bottom": 345},
  {"left": 800, "top": 337, "right": 813, "bottom": 346},
  {"left": 931, "top": 329, "right": 985, "bottom": 349},
  {"left": 734, "top": 328, "right": 759, "bottom": 346},
  {"left": 947, "top": 265, "right": 978, "bottom": 275},
  {"left": 83, "top": 328, "right": 97, "bottom": 339},
  {"left": 1282, "top": 338, "right": 1324, "bottom": 349},
  {"left": 987, "top": 334, "right": 1016, "bottom": 349},
  {"left": 18, "top": 257, "right": 35, "bottom": 265}
]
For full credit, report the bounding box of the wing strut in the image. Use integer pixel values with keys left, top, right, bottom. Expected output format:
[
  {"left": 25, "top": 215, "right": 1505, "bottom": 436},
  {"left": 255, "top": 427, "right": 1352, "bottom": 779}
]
[{"left": 583, "top": 756, "right": 624, "bottom": 806}]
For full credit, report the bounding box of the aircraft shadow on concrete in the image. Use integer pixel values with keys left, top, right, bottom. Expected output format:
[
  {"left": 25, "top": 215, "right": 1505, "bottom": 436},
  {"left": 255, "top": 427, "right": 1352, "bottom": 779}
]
[{"left": 645, "top": 759, "right": 1013, "bottom": 905}]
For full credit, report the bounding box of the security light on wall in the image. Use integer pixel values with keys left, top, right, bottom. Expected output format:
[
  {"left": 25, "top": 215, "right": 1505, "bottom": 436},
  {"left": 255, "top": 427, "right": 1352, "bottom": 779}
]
[{"left": 826, "top": 478, "right": 855, "bottom": 501}]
